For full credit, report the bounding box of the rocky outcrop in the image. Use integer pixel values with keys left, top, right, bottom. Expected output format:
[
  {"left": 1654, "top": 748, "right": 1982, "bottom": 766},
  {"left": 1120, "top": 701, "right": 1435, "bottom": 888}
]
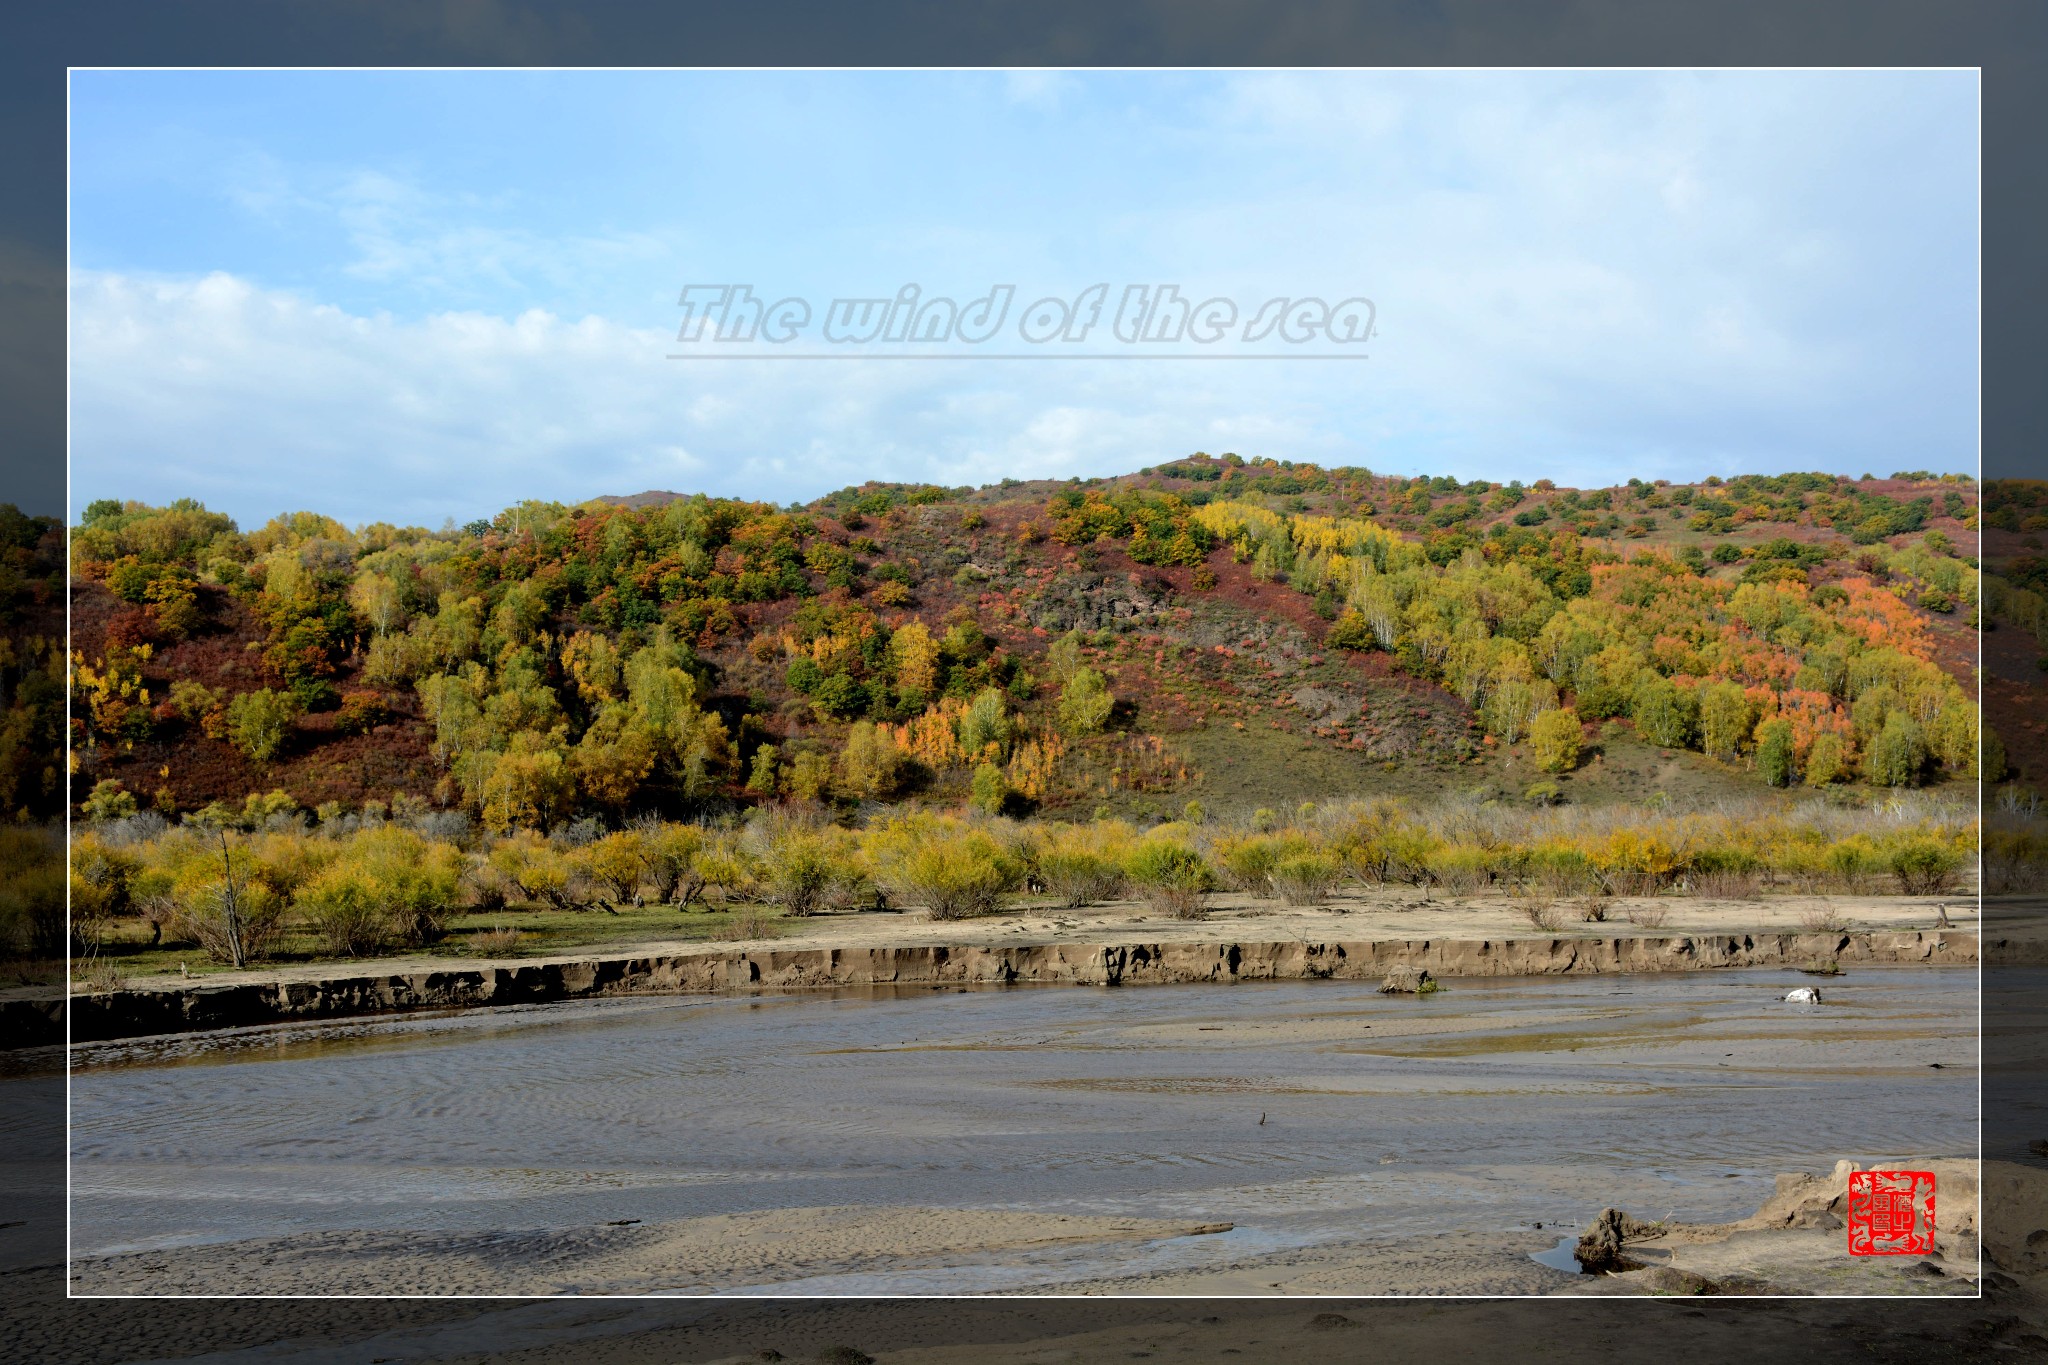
[
  {"left": 1378, "top": 965, "right": 1436, "bottom": 994},
  {"left": 56, "top": 929, "right": 1976, "bottom": 1045}
]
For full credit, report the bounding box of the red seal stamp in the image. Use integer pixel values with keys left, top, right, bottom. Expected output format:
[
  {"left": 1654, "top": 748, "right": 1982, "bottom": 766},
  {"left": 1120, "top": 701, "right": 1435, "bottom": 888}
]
[{"left": 1846, "top": 1170, "right": 1936, "bottom": 1256}]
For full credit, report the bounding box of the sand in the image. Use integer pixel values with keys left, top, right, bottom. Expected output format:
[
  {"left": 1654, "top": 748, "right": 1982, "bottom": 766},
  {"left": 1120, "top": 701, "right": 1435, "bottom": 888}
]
[
  {"left": 69, "top": 1207, "right": 1239, "bottom": 1296},
  {"left": 67, "top": 1160, "right": 1988, "bottom": 1302}
]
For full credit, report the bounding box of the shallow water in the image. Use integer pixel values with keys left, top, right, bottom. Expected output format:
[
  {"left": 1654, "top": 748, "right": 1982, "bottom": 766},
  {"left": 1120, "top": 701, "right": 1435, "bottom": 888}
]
[{"left": 67, "top": 968, "right": 1977, "bottom": 1288}]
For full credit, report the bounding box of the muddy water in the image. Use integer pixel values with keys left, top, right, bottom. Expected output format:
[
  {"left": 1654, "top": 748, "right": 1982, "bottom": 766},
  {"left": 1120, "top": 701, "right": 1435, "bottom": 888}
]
[{"left": 68, "top": 968, "right": 1976, "bottom": 1289}]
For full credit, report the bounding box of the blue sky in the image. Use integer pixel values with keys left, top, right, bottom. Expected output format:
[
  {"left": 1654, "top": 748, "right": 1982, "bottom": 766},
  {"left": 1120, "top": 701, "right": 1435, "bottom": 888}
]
[{"left": 69, "top": 69, "right": 1978, "bottom": 529}]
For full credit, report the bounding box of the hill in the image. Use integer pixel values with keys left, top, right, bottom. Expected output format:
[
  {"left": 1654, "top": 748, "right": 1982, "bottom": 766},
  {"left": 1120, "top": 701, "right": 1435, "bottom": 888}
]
[{"left": 65, "top": 459, "right": 1990, "bottom": 831}]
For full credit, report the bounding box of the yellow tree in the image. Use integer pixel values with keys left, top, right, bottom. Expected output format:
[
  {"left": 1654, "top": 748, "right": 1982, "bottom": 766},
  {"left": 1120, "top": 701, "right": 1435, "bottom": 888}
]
[
  {"left": 890, "top": 621, "right": 940, "bottom": 699},
  {"left": 1530, "top": 708, "right": 1582, "bottom": 773}
]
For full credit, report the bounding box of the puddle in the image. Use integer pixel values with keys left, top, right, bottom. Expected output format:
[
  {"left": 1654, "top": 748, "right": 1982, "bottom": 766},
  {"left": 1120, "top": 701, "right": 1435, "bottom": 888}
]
[{"left": 1530, "top": 1233, "right": 1585, "bottom": 1274}]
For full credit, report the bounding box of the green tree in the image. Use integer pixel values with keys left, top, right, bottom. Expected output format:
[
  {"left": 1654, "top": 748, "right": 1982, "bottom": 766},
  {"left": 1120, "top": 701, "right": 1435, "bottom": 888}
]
[
  {"left": 959, "top": 687, "right": 1013, "bottom": 760},
  {"left": 1865, "top": 712, "right": 1927, "bottom": 788},
  {"left": 1324, "top": 609, "right": 1376, "bottom": 652},
  {"left": 969, "top": 762, "right": 1007, "bottom": 815},
  {"left": 1057, "top": 668, "right": 1115, "bottom": 736},
  {"left": 225, "top": 688, "right": 303, "bottom": 764},
  {"left": 1046, "top": 631, "right": 1085, "bottom": 685},
  {"left": 1756, "top": 718, "right": 1796, "bottom": 787},
  {"left": 1698, "top": 682, "right": 1756, "bottom": 760},
  {"left": 1804, "top": 730, "right": 1851, "bottom": 787},
  {"left": 747, "top": 743, "right": 781, "bottom": 796},
  {"left": 1629, "top": 673, "right": 1695, "bottom": 748},
  {"left": 81, "top": 779, "right": 138, "bottom": 822}
]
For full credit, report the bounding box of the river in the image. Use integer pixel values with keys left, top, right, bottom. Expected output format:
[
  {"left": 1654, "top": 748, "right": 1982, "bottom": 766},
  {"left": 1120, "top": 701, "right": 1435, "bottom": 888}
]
[{"left": 67, "top": 967, "right": 1976, "bottom": 1293}]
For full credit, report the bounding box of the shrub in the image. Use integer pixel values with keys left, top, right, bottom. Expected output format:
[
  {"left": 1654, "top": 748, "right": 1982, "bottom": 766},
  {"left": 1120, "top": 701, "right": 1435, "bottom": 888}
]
[
  {"left": 1799, "top": 907, "right": 1848, "bottom": 934},
  {"left": 489, "top": 836, "right": 579, "bottom": 907},
  {"left": 1036, "top": 822, "right": 1132, "bottom": 907},
  {"left": 1325, "top": 609, "right": 1376, "bottom": 651},
  {"left": 580, "top": 830, "right": 647, "bottom": 901},
  {"left": 297, "top": 865, "right": 392, "bottom": 956},
  {"left": 169, "top": 679, "right": 228, "bottom": 735},
  {"left": 81, "top": 779, "right": 138, "bottom": 823},
  {"left": 334, "top": 690, "right": 391, "bottom": 735},
  {"left": 1887, "top": 837, "right": 1960, "bottom": 895},
  {"left": 1625, "top": 904, "right": 1670, "bottom": 930},
  {"left": 1530, "top": 708, "right": 1582, "bottom": 773},
  {"left": 469, "top": 925, "right": 523, "bottom": 956},
  {"left": 68, "top": 832, "right": 135, "bottom": 954},
  {"left": 757, "top": 827, "right": 863, "bottom": 916},
  {"left": 694, "top": 834, "right": 757, "bottom": 904},
  {"left": 298, "top": 827, "right": 462, "bottom": 952},
  {"left": 1213, "top": 833, "right": 1283, "bottom": 894},
  {"left": 225, "top": 688, "right": 303, "bottom": 764},
  {"left": 642, "top": 823, "right": 709, "bottom": 907},
  {"left": 0, "top": 827, "right": 65, "bottom": 959},
  {"left": 167, "top": 842, "right": 287, "bottom": 965},
  {"left": 1269, "top": 851, "right": 1342, "bottom": 906},
  {"left": 712, "top": 905, "right": 782, "bottom": 941},
  {"left": 869, "top": 820, "right": 1021, "bottom": 920},
  {"left": 1125, "top": 839, "right": 1213, "bottom": 919}
]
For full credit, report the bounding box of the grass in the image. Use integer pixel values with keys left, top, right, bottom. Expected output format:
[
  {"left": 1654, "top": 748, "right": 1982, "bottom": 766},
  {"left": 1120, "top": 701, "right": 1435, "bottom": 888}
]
[{"left": 91, "top": 900, "right": 791, "bottom": 979}]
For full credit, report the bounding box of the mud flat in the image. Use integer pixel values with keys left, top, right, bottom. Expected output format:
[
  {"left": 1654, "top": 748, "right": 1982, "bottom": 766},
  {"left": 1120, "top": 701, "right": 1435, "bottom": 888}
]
[{"left": 66, "top": 967, "right": 1976, "bottom": 1298}]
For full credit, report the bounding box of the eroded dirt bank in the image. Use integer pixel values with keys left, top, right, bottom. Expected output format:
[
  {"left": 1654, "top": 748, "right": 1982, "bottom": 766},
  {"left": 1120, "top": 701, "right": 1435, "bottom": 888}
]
[{"left": 61, "top": 927, "right": 1972, "bottom": 1043}]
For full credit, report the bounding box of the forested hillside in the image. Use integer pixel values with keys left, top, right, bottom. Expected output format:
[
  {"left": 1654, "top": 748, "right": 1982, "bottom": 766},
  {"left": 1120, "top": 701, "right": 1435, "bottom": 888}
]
[{"left": 66, "top": 459, "right": 1992, "bottom": 834}]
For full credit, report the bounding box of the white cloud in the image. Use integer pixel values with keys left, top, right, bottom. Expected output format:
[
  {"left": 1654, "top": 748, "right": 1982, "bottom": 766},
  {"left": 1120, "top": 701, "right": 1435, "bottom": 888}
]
[{"left": 70, "top": 271, "right": 1345, "bottom": 527}]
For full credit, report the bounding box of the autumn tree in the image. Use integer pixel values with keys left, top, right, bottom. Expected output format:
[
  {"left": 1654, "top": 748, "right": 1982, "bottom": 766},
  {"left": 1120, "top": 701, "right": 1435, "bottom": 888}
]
[
  {"left": 839, "top": 720, "right": 909, "bottom": 798},
  {"left": 888, "top": 620, "right": 940, "bottom": 704},
  {"left": 1530, "top": 708, "right": 1582, "bottom": 773}
]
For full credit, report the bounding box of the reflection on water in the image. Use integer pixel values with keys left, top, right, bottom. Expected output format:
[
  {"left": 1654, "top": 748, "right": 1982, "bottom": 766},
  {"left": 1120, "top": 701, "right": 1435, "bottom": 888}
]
[
  {"left": 68, "top": 969, "right": 1976, "bottom": 1283},
  {"left": 1529, "top": 1233, "right": 1586, "bottom": 1275}
]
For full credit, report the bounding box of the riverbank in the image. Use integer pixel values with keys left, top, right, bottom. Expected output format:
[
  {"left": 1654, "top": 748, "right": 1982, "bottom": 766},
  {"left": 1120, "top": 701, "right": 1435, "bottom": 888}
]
[{"left": 32, "top": 890, "right": 1985, "bottom": 1043}]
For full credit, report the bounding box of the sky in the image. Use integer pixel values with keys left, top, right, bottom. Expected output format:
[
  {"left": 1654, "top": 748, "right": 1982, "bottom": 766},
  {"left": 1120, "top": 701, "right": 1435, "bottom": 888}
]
[{"left": 68, "top": 69, "right": 1978, "bottom": 530}]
